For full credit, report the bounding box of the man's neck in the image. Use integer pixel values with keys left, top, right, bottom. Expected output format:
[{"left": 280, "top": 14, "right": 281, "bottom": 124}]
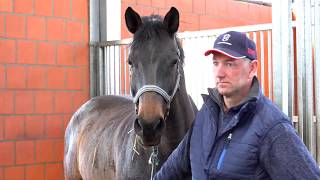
[{"left": 223, "top": 84, "right": 251, "bottom": 111}]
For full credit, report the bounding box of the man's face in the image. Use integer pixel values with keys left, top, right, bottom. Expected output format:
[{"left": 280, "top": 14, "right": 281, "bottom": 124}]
[{"left": 212, "top": 53, "right": 257, "bottom": 97}]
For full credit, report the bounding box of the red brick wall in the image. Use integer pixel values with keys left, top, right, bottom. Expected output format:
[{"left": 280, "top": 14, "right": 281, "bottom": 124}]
[
  {"left": 121, "top": 0, "right": 271, "bottom": 38},
  {"left": 0, "top": 0, "right": 89, "bottom": 179}
]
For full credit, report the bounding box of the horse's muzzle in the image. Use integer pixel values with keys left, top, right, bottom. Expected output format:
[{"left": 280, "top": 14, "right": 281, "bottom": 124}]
[{"left": 134, "top": 117, "right": 165, "bottom": 146}]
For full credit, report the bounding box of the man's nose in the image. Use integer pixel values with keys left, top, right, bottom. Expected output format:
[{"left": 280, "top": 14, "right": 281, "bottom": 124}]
[{"left": 215, "top": 64, "right": 225, "bottom": 77}]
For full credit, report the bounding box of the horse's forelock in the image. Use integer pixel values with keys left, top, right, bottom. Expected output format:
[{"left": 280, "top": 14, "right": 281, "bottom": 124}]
[{"left": 130, "top": 14, "right": 184, "bottom": 65}]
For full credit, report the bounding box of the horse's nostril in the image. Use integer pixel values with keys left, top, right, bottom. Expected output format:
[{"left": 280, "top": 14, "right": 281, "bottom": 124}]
[{"left": 155, "top": 118, "right": 165, "bottom": 132}]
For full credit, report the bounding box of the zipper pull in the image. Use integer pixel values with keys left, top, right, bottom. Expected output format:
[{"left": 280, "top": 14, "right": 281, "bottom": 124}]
[
  {"left": 227, "top": 133, "right": 232, "bottom": 141},
  {"left": 226, "top": 133, "right": 232, "bottom": 147}
]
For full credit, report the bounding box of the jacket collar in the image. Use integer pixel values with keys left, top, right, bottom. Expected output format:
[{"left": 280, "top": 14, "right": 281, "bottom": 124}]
[{"left": 202, "top": 77, "right": 262, "bottom": 136}]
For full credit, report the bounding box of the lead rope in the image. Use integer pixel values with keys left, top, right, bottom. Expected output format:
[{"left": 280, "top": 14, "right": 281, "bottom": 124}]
[{"left": 148, "top": 146, "right": 159, "bottom": 180}]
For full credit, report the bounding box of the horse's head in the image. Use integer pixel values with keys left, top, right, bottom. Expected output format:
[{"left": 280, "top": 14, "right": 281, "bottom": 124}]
[{"left": 125, "top": 7, "right": 183, "bottom": 146}]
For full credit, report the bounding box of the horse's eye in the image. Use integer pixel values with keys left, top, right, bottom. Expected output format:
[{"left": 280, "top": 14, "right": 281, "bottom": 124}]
[{"left": 128, "top": 60, "right": 132, "bottom": 66}]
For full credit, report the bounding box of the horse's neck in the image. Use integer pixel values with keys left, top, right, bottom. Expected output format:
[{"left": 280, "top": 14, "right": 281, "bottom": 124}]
[{"left": 159, "top": 82, "right": 195, "bottom": 155}]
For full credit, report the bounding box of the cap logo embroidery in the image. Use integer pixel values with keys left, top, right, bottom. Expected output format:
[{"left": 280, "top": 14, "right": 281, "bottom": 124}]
[
  {"left": 217, "top": 34, "right": 232, "bottom": 45},
  {"left": 222, "top": 34, "right": 231, "bottom": 42}
]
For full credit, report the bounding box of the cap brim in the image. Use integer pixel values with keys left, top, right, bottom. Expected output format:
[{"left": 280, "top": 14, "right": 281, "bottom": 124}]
[{"left": 204, "top": 48, "right": 246, "bottom": 59}]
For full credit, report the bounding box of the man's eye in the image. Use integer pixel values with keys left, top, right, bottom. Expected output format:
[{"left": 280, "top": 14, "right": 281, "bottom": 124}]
[{"left": 226, "top": 62, "right": 234, "bottom": 67}]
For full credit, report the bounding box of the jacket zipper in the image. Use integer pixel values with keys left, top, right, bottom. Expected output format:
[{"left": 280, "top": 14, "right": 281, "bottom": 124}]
[{"left": 216, "top": 133, "right": 232, "bottom": 170}]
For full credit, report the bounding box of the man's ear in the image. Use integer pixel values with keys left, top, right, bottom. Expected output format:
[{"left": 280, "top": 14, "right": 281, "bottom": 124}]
[{"left": 249, "top": 60, "right": 258, "bottom": 79}]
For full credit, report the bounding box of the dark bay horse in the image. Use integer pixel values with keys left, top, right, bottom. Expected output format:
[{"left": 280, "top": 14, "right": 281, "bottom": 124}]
[{"left": 64, "top": 7, "right": 197, "bottom": 180}]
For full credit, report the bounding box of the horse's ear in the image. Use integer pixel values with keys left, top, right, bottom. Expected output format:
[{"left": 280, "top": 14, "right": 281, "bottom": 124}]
[
  {"left": 125, "top": 7, "right": 142, "bottom": 34},
  {"left": 163, "top": 7, "right": 179, "bottom": 35}
]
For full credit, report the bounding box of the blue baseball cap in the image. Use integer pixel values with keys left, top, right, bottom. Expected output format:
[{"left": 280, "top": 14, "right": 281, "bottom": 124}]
[{"left": 204, "top": 31, "right": 257, "bottom": 60}]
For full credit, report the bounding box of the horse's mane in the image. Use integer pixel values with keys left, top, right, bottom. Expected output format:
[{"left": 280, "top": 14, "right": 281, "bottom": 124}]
[{"left": 131, "top": 14, "right": 185, "bottom": 64}]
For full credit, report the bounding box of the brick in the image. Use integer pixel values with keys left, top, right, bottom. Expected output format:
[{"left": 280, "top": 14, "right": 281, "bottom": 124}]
[
  {"left": 66, "top": 67, "right": 82, "bottom": 90},
  {"left": 206, "top": 0, "right": 228, "bottom": 16},
  {"left": 63, "top": 114, "right": 72, "bottom": 130},
  {"left": 137, "top": 0, "right": 151, "bottom": 6},
  {"left": 53, "top": 139, "right": 64, "bottom": 161},
  {"left": 54, "top": 0, "right": 70, "bottom": 17},
  {"left": 83, "top": 67, "right": 89, "bottom": 91},
  {"left": 260, "top": 6, "right": 272, "bottom": 23},
  {"left": 35, "top": 140, "right": 54, "bottom": 162},
  {"left": 0, "top": 65, "right": 4, "bottom": 88},
  {"left": 71, "top": 0, "right": 88, "bottom": 20},
  {"left": 66, "top": 21, "right": 83, "bottom": 42},
  {"left": 47, "top": 67, "right": 65, "bottom": 89},
  {"left": 46, "top": 163, "right": 63, "bottom": 180},
  {"left": 57, "top": 43, "right": 74, "bottom": 65},
  {"left": 26, "top": 164, "right": 45, "bottom": 180},
  {"left": 25, "top": 116, "right": 44, "bottom": 139},
  {"left": 0, "top": 15, "right": 4, "bottom": 37},
  {"left": 193, "top": 0, "right": 205, "bottom": 14},
  {"left": 0, "top": 167, "right": 3, "bottom": 180},
  {"left": 35, "top": 91, "right": 54, "bottom": 113},
  {"left": 165, "top": 0, "right": 178, "bottom": 10},
  {"left": 0, "top": 39, "right": 16, "bottom": 63},
  {"left": 74, "top": 44, "right": 88, "bottom": 65},
  {"left": 83, "top": 21, "right": 89, "bottom": 42},
  {"left": 54, "top": 92, "right": 73, "bottom": 113},
  {"left": 180, "top": 12, "right": 199, "bottom": 31},
  {"left": 164, "top": 0, "right": 191, "bottom": 12},
  {"left": 0, "top": 142, "right": 14, "bottom": 165},
  {"left": 35, "top": 0, "right": 52, "bottom": 16},
  {"left": 5, "top": 116, "right": 25, "bottom": 140},
  {"left": 27, "top": 16, "right": 45, "bottom": 40},
  {"left": 15, "top": 91, "right": 34, "bottom": 114},
  {"left": 124, "top": 0, "right": 136, "bottom": 5},
  {"left": 247, "top": 4, "right": 261, "bottom": 22},
  {"left": 4, "top": 166, "right": 24, "bottom": 180},
  {"left": 16, "top": 140, "right": 35, "bottom": 164},
  {"left": 47, "top": 18, "right": 65, "bottom": 41},
  {"left": 27, "top": 66, "right": 46, "bottom": 89},
  {"left": 199, "top": 15, "right": 233, "bottom": 30},
  {"left": 38, "top": 42, "right": 56, "bottom": 65},
  {"left": 0, "top": 91, "right": 14, "bottom": 114},
  {"left": 0, "top": 117, "right": 3, "bottom": 140},
  {"left": 6, "top": 15, "right": 25, "bottom": 38},
  {"left": 46, "top": 115, "right": 63, "bottom": 138},
  {"left": 7, "top": 66, "right": 26, "bottom": 88},
  {"left": 72, "top": 92, "right": 89, "bottom": 111},
  {"left": 229, "top": 1, "right": 250, "bottom": 22},
  {"left": 0, "top": 0, "right": 13, "bottom": 12},
  {"left": 152, "top": 0, "right": 165, "bottom": 8},
  {"left": 17, "top": 40, "right": 36, "bottom": 64},
  {"left": 14, "top": 0, "right": 33, "bottom": 14},
  {"left": 133, "top": 5, "right": 157, "bottom": 16}
]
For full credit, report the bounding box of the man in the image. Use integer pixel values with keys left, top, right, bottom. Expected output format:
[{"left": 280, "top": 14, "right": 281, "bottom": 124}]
[{"left": 153, "top": 31, "right": 320, "bottom": 179}]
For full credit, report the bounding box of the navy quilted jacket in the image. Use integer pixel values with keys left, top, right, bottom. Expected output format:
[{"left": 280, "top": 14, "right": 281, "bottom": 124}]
[{"left": 154, "top": 78, "right": 320, "bottom": 180}]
